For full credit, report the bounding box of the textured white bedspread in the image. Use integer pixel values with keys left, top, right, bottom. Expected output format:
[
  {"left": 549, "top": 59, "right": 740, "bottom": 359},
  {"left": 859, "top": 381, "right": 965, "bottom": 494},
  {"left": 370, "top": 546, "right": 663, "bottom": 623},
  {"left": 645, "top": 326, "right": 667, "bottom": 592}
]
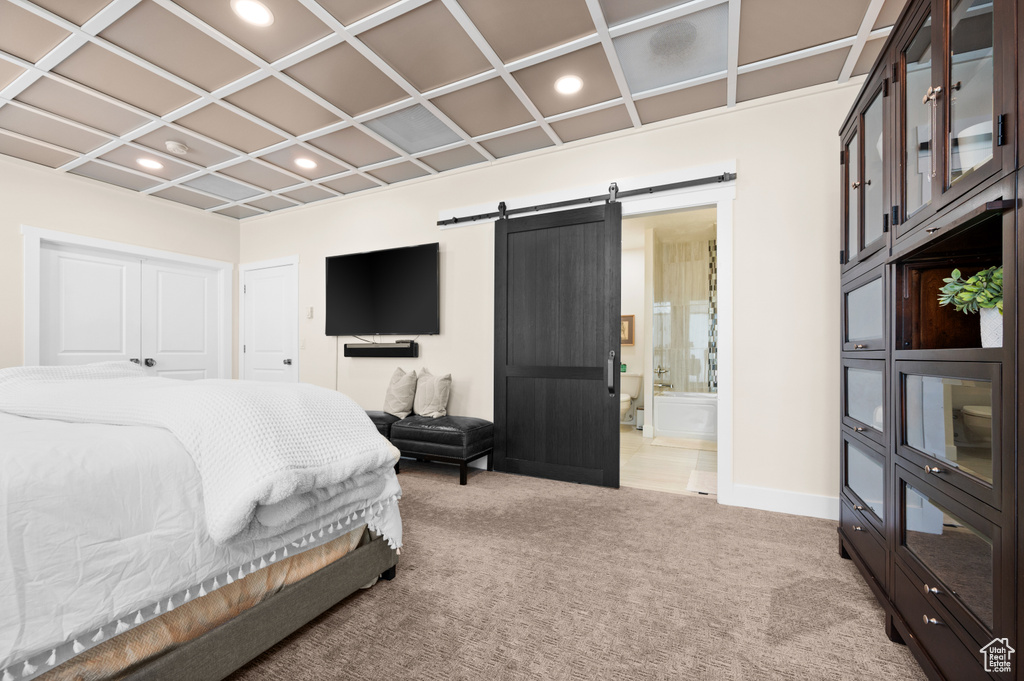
[
  {"left": 0, "top": 364, "right": 403, "bottom": 675},
  {"left": 0, "top": 363, "right": 401, "bottom": 544},
  {"left": 0, "top": 412, "right": 401, "bottom": 674}
]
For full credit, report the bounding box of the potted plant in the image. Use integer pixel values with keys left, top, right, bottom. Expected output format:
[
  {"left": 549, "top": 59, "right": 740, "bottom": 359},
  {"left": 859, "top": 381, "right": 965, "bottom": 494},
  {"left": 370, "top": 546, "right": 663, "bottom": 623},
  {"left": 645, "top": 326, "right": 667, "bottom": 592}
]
[{"left": 937, "top": 266, "right": 1003, "bottom": 347}]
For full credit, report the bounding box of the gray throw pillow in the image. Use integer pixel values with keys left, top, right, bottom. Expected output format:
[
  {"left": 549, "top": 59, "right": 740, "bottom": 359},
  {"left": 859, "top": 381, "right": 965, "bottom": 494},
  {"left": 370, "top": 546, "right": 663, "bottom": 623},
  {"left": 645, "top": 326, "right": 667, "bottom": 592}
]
[
  {"left": 383, "top": 367, "right": 417, "bottom": 418},
  {"left": 413, "top": 368, "right": 451, "bottom": 418}
]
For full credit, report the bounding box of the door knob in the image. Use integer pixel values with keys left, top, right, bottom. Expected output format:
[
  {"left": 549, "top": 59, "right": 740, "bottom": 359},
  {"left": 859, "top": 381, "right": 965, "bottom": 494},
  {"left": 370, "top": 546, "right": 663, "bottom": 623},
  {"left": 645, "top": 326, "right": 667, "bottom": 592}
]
[
  {"left": 283, "top": 359, "right": 293, "bottom": 365},
  {"left": 130, "top": 358, "right": 140, "bottom": 364},
  {"left": 144, "top": 358, "right": 155, "bottom": 367}
]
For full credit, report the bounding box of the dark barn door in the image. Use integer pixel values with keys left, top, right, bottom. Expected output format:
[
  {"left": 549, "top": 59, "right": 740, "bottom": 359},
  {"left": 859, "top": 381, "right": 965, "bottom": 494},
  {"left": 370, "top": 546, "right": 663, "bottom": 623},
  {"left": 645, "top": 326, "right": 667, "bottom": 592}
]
[{"left": 494, "top": 203, "right": 621, "bottom": 487}]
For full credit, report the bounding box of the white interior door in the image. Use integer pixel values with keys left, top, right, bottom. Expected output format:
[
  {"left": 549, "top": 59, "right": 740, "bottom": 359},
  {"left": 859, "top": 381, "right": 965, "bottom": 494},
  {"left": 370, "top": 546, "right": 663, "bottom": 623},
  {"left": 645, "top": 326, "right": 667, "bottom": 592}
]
[
  {"left": 243, "top": 263, "right": 298, "bottom": 382},
  {"left": 40, "top": 243, "right": 142, "bottom": 365},
  {"left": 141, "top": 260, "right": 221, "bottom": 380}
]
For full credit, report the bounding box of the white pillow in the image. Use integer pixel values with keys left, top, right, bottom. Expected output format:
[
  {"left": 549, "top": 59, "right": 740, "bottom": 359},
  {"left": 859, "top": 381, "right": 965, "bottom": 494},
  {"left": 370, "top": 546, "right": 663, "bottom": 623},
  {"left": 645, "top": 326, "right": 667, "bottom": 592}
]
[
  {"left": 383, "top": 367, "right": 417, "bottom": 418},
  {"left": 413, "top": 368, "right": 451, "bottom": 418}
]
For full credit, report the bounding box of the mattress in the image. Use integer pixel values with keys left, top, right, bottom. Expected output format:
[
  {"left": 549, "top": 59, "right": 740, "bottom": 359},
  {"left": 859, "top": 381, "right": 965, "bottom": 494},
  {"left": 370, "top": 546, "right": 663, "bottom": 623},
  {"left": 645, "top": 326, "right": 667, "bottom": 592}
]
[{"left": 0, "top": 412, "right": 401, "bottom": 680}]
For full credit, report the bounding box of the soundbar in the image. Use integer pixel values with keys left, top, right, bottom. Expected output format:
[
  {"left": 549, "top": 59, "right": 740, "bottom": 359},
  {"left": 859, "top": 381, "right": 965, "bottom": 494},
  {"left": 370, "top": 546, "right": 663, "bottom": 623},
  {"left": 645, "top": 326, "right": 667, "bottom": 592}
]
[{"left": 343, "top": 341, "right": 419, "bottom": 358}]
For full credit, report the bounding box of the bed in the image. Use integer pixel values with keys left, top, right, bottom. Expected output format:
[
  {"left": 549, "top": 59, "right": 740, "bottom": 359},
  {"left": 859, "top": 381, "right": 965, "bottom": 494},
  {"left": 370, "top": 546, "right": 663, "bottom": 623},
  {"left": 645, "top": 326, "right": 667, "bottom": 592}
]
[{"left": 0, "top": 363, "right": 402, "bottom": 681}]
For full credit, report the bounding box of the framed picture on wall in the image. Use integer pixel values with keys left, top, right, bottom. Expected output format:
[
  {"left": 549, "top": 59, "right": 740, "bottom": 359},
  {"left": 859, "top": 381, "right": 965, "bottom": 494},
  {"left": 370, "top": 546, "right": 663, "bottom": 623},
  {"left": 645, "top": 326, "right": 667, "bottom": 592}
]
[{"left": 620, "top": 315, "right": 635, "bottom": 346}]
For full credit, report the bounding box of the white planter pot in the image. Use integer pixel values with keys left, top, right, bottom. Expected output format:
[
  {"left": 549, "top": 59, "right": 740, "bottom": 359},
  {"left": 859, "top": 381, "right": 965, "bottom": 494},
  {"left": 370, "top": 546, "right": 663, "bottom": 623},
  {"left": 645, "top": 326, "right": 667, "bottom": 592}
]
[{"left": 980, "top": 307, "right": 1002, "bottom": 348}]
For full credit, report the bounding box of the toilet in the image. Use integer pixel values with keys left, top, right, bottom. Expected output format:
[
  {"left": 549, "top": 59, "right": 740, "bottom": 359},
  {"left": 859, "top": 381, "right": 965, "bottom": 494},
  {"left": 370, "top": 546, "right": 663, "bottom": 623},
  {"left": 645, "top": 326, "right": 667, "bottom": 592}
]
[
  {"left": 620, "top": 373, "right": 643, "bottom": 422},
  {"left": 961, "top": 405, "right": 992, "bottom": 443}
]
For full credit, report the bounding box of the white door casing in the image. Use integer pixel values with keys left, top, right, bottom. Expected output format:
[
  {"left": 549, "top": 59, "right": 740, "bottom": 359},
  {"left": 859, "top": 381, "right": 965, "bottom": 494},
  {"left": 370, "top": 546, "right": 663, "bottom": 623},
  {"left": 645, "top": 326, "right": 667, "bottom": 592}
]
[
  {"left": 241, "top": 258, "right": 299, "bottom": 382},
  {"left": 40, "top": 243, "right": 142, "bottom": 366}
]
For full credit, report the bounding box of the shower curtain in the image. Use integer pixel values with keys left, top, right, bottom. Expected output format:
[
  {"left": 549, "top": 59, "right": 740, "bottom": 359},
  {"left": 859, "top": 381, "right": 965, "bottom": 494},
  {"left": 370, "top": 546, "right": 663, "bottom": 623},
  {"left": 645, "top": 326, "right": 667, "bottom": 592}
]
[{"left": 653, "top": 237, "right": 715, "bottom": 394}]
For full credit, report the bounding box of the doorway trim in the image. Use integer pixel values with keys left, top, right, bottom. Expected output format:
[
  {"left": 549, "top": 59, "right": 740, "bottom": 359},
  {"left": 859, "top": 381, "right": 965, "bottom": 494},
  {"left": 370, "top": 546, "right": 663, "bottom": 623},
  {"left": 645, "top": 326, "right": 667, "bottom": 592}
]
[
  {"left": 621, "top": 178, "right": 736, "bottom": 507},
  {"left": 21, "top": 225, "right": 233, "bottom": 375},
  {"left": 238, "top": 256, "right": 300, "bottom": 382}
]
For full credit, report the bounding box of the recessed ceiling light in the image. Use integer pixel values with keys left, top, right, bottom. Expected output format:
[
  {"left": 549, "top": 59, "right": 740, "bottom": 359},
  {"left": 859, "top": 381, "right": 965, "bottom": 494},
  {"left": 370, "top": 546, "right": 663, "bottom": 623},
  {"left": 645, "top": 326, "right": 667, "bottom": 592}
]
[
  {"left": 295, "top": 157, "right": 317, "bottom": 170},
  {"left": 231, "top": 0, "right": 274, "bottom": 26},
  {"left": 554, "top": 75, "right": 583, "bottom": 95},
  {"left": 137, "top": 158, "right": 164, "bottom": 170}
]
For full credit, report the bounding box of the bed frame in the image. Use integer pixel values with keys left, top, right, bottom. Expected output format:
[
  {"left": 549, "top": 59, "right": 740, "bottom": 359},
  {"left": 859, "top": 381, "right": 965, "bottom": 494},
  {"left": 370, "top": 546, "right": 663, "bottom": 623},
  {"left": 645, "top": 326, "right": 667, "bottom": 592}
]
[{"left": 119, "top": 531, "right": 398, "bottom": 681}]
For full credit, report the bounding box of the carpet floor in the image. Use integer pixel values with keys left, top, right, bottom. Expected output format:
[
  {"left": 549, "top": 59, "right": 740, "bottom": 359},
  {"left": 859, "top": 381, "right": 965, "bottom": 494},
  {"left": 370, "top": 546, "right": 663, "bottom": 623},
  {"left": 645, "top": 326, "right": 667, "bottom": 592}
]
[{"left": 229, "top": 462, "right": 926, "bottom": 681}]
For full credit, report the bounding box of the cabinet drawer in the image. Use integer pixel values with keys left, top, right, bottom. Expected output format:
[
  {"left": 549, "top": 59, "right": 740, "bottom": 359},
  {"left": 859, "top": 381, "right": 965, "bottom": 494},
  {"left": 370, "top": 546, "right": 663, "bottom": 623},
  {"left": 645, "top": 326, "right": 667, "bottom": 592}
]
[
  {"left": 840, "top": 500, "right": 885, "bottom": 587},
  {"left": 894, "top": 565, "right": 989, "bottom": 681}
]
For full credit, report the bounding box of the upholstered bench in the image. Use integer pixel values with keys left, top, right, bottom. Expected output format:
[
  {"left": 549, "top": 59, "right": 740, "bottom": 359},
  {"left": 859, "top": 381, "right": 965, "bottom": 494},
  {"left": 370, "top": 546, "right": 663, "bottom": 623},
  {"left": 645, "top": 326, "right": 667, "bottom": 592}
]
[
  {"left": 389, "top": 415, "right": 494, "bottom": 485},
  {"left": 366, "top": 410, "right": 401, "bottom": 438}
]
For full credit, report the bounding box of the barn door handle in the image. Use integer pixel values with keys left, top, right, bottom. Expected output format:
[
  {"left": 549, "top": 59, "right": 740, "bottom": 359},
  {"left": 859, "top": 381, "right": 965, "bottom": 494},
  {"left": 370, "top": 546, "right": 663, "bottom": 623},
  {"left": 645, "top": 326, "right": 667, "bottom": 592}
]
[
  {"left": 144, "top": 358, "right": 155, "bottom": 367},
  {"left": 607, "top": 351, "right": 616, "bottom": 396}
]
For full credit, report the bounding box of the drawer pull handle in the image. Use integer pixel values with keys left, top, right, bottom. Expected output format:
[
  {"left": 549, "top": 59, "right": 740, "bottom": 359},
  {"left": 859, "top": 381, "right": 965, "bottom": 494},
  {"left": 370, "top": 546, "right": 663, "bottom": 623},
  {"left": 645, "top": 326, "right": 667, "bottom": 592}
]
[
  {"left": 922, "top": 615, "right": 943, "bottom": 626},
  {"left": 924, "top": 465, "right": 944, "bottom": 475},
  {"left": 852, "top": 181, "right": 862, "bottom": 189},
  {"left": 852, "top": 525, "right": 863, "bottom": 532},
  {"left": 923, "top": 584, "right": 941, "bottom": 595},
  {"left": 854, "top": 427, "right": 866, "bottom": 432},
  {"left": 854, "top": 505, "right": 865, "bottom": 511},
  {"left": 925, "top": 227, "right": 940, "bottom": 234},
  {"left": 854, "top": 344, "right": 867, "bottom": 349}
]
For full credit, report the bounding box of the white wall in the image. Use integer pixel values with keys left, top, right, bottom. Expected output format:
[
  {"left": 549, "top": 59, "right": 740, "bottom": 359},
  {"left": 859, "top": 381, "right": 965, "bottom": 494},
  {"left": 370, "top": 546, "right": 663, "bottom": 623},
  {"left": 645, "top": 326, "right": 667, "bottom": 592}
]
[
  {"left": 0, "top": 156, "right": 240, "bottom": 374},
  {"left": 237, "top": 80, "right": 858, "bottom": 504},
  {"left": 620, "top": 247, "right": 645, "bottom": 411}
]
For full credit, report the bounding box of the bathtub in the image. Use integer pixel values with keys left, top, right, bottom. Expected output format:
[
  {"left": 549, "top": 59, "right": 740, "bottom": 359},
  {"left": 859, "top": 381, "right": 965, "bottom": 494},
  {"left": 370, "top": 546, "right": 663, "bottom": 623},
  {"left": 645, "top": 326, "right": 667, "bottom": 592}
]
[{"left": 653, "top": 391, "right": 718, "bottom": 441}]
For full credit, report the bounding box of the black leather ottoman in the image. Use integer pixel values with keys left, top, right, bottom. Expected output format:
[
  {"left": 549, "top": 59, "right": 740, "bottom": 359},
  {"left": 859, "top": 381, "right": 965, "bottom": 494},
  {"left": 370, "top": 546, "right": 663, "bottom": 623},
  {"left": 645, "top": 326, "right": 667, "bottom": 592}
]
[
  {"left": 366, "top": 410, "right": 401, "bottom": 438},
  {"left": 389, "top": 415, "right": 494, "bottom": 485}
]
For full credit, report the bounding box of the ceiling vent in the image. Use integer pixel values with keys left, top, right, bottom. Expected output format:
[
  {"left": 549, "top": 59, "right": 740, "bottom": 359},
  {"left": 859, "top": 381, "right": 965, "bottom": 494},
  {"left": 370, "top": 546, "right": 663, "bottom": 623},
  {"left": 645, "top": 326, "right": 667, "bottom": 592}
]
[{"left": 612, "top": 3, "right": 729, "bottom": 94}]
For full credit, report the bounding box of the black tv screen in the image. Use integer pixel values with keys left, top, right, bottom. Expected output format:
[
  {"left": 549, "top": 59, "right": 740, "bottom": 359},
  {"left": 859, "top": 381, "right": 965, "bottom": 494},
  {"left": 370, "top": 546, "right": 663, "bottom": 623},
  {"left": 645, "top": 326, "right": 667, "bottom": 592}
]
[{"left": 325, "top": 243, "right": 439, "bottom": 336}]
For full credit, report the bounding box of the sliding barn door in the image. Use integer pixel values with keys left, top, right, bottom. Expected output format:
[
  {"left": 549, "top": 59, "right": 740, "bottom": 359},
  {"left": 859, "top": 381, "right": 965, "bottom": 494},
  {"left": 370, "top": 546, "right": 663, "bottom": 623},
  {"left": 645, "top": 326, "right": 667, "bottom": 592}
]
[{"left": 494, "top": 203, "right": 622, "bottom": 487}]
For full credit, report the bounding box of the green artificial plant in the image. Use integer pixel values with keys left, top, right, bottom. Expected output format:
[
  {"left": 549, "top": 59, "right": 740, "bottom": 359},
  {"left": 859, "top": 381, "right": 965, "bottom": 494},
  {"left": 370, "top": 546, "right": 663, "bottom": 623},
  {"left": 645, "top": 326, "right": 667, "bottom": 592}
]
[{"left": 937, "top": 266, "right": 1003, "bottom": 315}]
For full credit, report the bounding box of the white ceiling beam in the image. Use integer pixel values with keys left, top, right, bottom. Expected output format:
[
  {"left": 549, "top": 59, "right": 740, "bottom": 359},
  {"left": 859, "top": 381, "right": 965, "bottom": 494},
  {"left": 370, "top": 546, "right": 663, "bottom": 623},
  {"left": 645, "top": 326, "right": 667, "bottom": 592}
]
[
  {"left": 440, "top": 0, "right": 563, "bottom": 146},
  {"left": 341, "top": 0, "right": 434, "bottom": 35},
  {"left": 608, "top": 0, "right": 727, "bottom": 39},
  {"left": 726, "top": 0, "right": 741, "bottom": 106},
  {"left": 503, "top": 34, "right": 603, "bottom": 73},
  {"left": 838, "top": 0, "right": 887, "bottom": 83},
  {"left": 582, "top": 0, "right": 641, "bottom": 128},
  {"left": 632, "top": 71, "right": 728, "bottom": 101}
]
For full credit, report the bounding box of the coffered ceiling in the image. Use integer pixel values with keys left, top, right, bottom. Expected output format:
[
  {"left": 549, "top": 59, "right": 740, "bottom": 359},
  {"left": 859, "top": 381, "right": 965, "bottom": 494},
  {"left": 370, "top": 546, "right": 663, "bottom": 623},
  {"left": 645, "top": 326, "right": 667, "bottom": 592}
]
[{"left": 0, "top": 0, "right": 908, "bottom": 220}]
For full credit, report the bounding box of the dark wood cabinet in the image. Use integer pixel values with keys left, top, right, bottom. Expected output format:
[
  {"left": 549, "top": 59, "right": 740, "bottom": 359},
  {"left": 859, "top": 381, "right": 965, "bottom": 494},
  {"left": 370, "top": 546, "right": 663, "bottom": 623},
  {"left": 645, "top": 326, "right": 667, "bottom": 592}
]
[{"left": 838, "top": 1, "right": 1019, "bottom": 678}]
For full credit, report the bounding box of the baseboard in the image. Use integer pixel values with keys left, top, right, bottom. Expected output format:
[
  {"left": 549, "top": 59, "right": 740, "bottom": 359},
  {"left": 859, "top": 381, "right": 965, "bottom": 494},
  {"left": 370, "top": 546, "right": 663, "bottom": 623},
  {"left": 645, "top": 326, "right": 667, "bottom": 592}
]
[{"left": 719, "top": 483, "right": 840, "bottom": 521}]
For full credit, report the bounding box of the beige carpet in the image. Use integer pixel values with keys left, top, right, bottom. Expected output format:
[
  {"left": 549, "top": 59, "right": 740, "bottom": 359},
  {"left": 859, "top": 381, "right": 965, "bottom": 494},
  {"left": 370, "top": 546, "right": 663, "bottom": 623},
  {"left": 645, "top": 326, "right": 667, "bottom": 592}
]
[{"left": 230, "top": 463, "right": 925, "bottom": 681}]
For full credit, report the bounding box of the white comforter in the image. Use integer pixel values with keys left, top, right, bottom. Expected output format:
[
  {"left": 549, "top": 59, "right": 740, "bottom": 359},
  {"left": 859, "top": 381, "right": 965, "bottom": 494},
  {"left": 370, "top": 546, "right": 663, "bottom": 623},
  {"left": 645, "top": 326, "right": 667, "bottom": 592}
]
[
  {"left": 0, "top": 364, "right": 402, "bottom": 676},
  {"left": 0, "top": 363, "right": 401, "bottom": 544}
]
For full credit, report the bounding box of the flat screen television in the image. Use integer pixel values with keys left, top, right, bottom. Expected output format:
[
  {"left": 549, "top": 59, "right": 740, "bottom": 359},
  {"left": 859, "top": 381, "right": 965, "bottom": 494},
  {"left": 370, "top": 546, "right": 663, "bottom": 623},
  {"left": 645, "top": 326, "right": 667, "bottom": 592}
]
[{"left": 325, "top": 242, "right": 439, "bottom": 336}]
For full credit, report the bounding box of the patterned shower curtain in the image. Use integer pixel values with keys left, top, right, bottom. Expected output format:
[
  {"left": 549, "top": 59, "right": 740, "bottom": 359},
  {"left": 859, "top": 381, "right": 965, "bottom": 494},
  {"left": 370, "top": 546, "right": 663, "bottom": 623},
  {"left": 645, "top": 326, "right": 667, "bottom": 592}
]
[{"left": 653, "top": 236, "right": 716, "bottom": 394}]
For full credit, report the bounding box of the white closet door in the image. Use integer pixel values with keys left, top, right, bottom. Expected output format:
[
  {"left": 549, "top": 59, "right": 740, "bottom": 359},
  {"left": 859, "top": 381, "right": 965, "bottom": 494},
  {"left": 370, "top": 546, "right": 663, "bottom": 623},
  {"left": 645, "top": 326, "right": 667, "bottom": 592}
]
[
  {"left": 242, "top": 264, "right": 298, "bottom": 382},
  {"left": 40, "top": 244, "right": 142, "bottom": 366},
  {"left": 141, "top": 259, "right": 220, "bottom": 380}
]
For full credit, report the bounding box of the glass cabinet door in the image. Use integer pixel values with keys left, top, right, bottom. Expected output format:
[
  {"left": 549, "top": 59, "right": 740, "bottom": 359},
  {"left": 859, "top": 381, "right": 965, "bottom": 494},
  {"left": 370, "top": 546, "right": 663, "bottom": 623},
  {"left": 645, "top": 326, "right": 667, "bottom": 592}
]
[
  {"left": 947, "top": 0, "right": 994, "bottom": 187},
  {"left": 843, "top": 360, "right": 885, "bottom": 445},
  {"left": 897, "top": 361, "right": 1002, "bottom": 509},
  {"left": 843, "top": 273, "right": 884, "bottom": 350},
  {"left": 902, "top": 14, "right": 934, "bottom": 221},
  {"left": 846, "top": 131, "right": 860, "bottom": 262},
  {"left": 862, "top": 92, "right": 885, "bottom": 247},
  {"left": 844, "top": 436, "right": 885, "bottom": 523},
  {"left": 902, "top": 479, "right": 994, "bottom": 631}
]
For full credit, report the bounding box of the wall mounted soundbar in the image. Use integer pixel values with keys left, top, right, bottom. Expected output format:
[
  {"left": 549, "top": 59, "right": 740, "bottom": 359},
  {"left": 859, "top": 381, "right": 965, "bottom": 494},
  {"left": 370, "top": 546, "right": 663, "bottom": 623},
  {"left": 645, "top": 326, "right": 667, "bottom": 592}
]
[{"left": 343, "top": 341, "right": 419, "bottom": 358}]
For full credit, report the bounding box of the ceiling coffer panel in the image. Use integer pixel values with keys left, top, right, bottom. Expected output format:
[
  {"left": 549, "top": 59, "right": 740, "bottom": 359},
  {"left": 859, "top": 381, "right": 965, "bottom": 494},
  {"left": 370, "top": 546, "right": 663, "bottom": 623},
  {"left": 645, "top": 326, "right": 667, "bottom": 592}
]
[
  {"left": 0, "top": 0, "right": 902, "bottom": 219},
  {"left": 613, "top": 4, "right": 729, "bottom": 94},
  {"left": 363, "top": 104, "right": 462, "bottom": 155}
]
